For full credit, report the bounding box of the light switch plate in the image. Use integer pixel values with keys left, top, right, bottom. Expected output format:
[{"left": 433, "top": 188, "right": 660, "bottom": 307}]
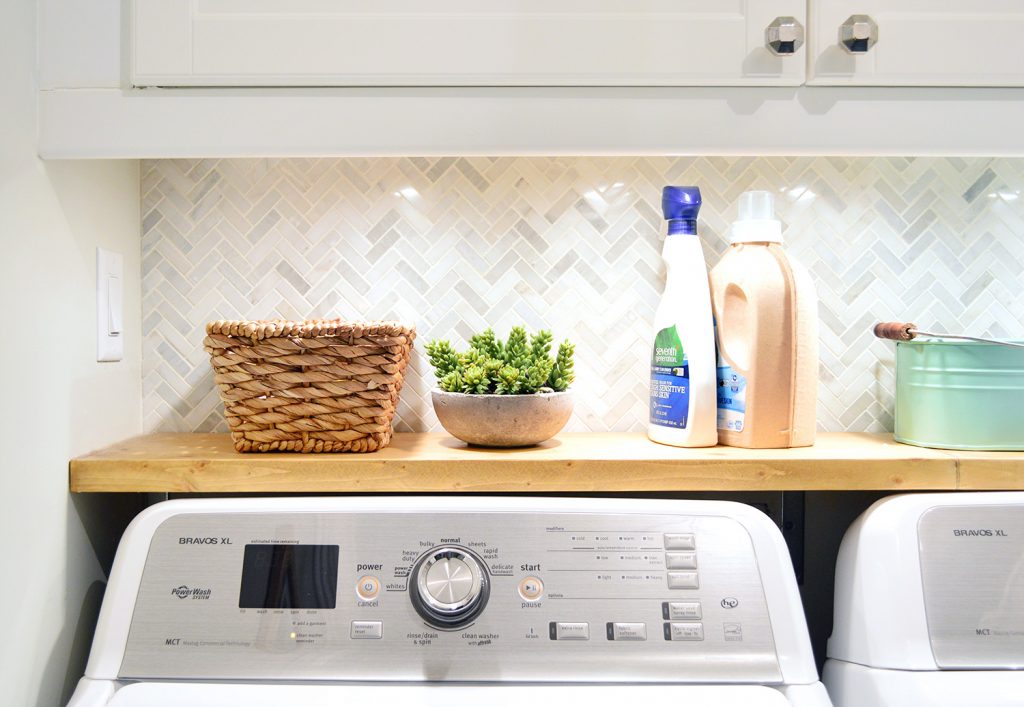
[{"left": 96, "top": 247, "right": 124, "bottom": 362}]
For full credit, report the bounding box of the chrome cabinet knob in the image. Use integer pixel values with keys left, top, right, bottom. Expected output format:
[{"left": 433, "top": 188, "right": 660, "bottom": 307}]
[
  {"left": 840, "top": 14, "right": 878, "bottom": 53},
  {"left": 765, "top": 16, "right": 805, "bottom": 55}
]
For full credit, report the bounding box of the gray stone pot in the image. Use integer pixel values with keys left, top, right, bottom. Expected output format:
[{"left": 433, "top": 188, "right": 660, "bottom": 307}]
[{"left": 431, "top": 389, "right": 573, "bottom": 447}]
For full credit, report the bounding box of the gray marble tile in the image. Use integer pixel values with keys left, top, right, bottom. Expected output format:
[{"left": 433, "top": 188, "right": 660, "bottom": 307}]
[{"left": 141, "top": 157, "right": 1024, "bottom": 434}]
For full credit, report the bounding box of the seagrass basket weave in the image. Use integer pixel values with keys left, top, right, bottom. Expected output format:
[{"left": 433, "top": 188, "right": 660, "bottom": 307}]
[{"left": 204, "top": 319, "right": 415, "bottom": 453}]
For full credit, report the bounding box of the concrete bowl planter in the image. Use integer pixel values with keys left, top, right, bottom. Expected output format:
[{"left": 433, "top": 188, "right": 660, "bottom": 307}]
[{"left": 431, "top": 389, "right": 573, "bottom": 448}]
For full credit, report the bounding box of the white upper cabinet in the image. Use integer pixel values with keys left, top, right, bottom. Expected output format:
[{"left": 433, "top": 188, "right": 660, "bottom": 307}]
[
  {"left": 38, "top": 0, "right": 1024, "bottom": 155},
  {"left": 132, "top": 0, "right": 808, "bottom": 87},
  {"left": 809, "top": 0, "right": 1024, "bottom": 86}
]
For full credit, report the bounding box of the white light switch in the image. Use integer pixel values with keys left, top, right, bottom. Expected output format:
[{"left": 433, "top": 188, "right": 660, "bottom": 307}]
[
  {"left": 107, "top": 275, "right": 123, "bottom": 335},
  {"left": 97, "top": 248, "right": 124, "bottom": 361}
]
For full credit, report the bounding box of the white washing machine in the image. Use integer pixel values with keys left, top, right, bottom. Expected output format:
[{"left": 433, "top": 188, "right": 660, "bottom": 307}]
[
  {"left": 824, "top": 492, "right": 1024, "bottom": 706},
  {"left": 68, "top": 497, "right": 830, "bottom": 707}
]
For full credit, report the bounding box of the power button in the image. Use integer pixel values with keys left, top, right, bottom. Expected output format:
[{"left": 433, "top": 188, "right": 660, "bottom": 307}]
[
  {"left": 518, "top": 576, "right": 544, "bottom": 602},
  {"left": 356, "top": 575, "right": 381, "bottom": 600}
]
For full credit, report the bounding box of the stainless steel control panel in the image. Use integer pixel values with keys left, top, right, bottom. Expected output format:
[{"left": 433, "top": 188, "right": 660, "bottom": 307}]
[
  {"left": 919, "top": 505, "right": 1024, "bottom": 669},
  {"left": 120, "top": 510, "right": 780, "bottom": 682}
]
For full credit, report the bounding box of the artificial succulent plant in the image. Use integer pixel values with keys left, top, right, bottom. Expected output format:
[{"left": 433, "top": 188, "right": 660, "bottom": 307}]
[{"left": 426, "top": 326, "right": 575, "bottom": 395}]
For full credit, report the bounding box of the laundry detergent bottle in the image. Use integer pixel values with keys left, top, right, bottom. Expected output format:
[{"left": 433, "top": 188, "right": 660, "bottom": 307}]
[
  {"left": 710, "top": 190, "right": 818, "bottom": 448},
  {"left": 647, "top": 186, "right": 718, "bottom": 448}
]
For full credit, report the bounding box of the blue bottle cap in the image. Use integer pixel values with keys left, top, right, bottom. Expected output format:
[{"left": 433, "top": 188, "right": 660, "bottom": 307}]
[{"left": 662, "top": 186, "right": 701, "bottom": 235}]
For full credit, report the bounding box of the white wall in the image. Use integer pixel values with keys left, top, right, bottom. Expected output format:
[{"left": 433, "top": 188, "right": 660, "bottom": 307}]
[{"left": 0, "top": 0, "right": 143, "bottom": 704}]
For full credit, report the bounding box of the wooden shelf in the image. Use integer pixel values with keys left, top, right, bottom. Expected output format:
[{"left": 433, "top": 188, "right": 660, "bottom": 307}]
[{"left": 68, "top": 432, "right": 1024, "bottom": 494}]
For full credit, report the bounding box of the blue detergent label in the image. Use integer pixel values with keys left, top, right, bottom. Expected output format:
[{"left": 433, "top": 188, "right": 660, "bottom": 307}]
[
  {"left": 650, "top": 325, "right": 690, "bottom": 429},
  {"left": 717, "top": 364, "right": 747, "bottom": 432}
]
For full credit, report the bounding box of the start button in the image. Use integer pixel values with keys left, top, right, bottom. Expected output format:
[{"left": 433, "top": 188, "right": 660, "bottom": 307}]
[{"left": 518, "top": 576, "right": 544, "bottom": 602}]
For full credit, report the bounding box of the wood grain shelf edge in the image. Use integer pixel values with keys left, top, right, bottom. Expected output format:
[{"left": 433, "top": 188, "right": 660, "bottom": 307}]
[{"left": 64, "top": 431, "right": 1017, "bottom": 494}]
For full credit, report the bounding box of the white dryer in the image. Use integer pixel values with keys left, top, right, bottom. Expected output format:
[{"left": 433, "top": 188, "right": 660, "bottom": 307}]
[
  {"left": 824, "top": 492, "right": 1024, "bottom": 706},
  {"left": 69, "top": 497, "right": 830, "bottom": 707}
]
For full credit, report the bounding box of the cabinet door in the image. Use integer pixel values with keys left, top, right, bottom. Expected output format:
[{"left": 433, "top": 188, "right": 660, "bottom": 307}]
[
  {"left": 808, "top": 0, "right": 1024, "bottom": 85},
  {"left": 132, "top": 0, "right": 806, "bottom": 87}
]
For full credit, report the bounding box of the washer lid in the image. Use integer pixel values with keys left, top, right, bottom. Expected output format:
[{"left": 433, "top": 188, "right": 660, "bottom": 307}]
[{"left": 105, "top": 683, "right": 793, "bottom": 707}]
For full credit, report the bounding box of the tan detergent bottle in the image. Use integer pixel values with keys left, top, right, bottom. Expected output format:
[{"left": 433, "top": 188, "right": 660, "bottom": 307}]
[{"left": 710, "top": 191, "right": 818, "bottom": 448}]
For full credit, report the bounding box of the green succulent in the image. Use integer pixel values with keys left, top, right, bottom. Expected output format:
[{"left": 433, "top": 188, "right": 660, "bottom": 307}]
[{"left": 425, "top": 326, "right": 575, "bottom": 395}]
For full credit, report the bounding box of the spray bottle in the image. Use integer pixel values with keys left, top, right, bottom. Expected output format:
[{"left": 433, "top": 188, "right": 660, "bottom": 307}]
[{"left": 648, "top": 186, "right": 718, "bottom": 448}]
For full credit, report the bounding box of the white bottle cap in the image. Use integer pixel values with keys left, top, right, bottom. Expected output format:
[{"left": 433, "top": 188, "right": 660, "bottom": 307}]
[{"left": 731, "top": 190, "right": 783, "bottom": 244}]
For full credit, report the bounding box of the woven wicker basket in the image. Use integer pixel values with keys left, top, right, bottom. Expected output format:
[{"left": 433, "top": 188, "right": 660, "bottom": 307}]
[{"left": 204, "top": 319, "right": 415, "bottom": 453}]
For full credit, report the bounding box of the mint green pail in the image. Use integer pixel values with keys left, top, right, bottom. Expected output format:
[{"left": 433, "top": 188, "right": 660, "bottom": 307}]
[{"left": 894, "top": 340, "right": 1024, "bottom": 451}]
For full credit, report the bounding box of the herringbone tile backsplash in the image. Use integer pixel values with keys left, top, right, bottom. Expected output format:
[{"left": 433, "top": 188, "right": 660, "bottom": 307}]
[{"left": 142, "top": 157, "right": 1024, "bottom": 434}]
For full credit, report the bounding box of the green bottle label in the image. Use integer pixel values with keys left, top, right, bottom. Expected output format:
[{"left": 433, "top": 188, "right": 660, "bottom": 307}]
[{"left": 650, "top": 325, "right": 690, "bottom": 429}]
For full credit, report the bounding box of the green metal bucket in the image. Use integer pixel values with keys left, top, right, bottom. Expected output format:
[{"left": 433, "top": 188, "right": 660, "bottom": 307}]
[{"left": 894, "top": 340, "right": 1024, "bottom": 451}]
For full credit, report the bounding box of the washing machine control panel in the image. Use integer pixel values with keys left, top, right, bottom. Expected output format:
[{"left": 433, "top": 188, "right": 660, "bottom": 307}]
[
  {"left": 119, "top": 510, "right": 781, "bottom": 683},
  {"left": 919, "top": 504, "right": 1024, "bottom": 669}
]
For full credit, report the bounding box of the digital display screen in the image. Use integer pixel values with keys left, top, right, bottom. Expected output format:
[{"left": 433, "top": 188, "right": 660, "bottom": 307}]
[{"left": 239, "top": 544, "right": 339, "bottom": 609}]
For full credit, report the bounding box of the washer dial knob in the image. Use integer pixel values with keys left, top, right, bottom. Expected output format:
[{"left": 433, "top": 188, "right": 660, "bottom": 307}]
[{"left": 410, "top": 547, "right": 489, "bottom": 628}]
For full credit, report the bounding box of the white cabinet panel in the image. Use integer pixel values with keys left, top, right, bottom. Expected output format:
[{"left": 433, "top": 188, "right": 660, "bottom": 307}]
[
  {"left": 39, "top": 0, "right": 123, "bottom": 90},
  {"left": 809, "top": 0, "right": 1024, "bottom": 86},
  {"left": 132, "top": 0, "right": 806, "bottom": 87}
]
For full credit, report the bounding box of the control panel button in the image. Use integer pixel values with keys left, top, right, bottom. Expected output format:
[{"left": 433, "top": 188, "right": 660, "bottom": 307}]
[
  {"left": 607, "top": 622, "right": 647, "bottom": 641},
  {"left": 518, "top": 576, "right": 544, "bottom": 602},
  {"left": 667, "top": 571, "right": 700, "bottom": 589},
  {"left": 663, "top": 601, "right": 702, "bottom": 621},
  {"left": 351, "top": 621, "right": 383, "bottom": 639},
  {"left": 356, "top": 575, "right": 381, "bottom": 600},
  {"left": 664, "top": 622, "right": 704, "bottom": 641},
  {"left": 664, "top": 533, "right": 696, "bottom": 550},
  {"left": 665, "top": 551, "right": 698, "bottom": 570},
  {"left": 549, "top": 622, "right": 590, "bottom": 640}
]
